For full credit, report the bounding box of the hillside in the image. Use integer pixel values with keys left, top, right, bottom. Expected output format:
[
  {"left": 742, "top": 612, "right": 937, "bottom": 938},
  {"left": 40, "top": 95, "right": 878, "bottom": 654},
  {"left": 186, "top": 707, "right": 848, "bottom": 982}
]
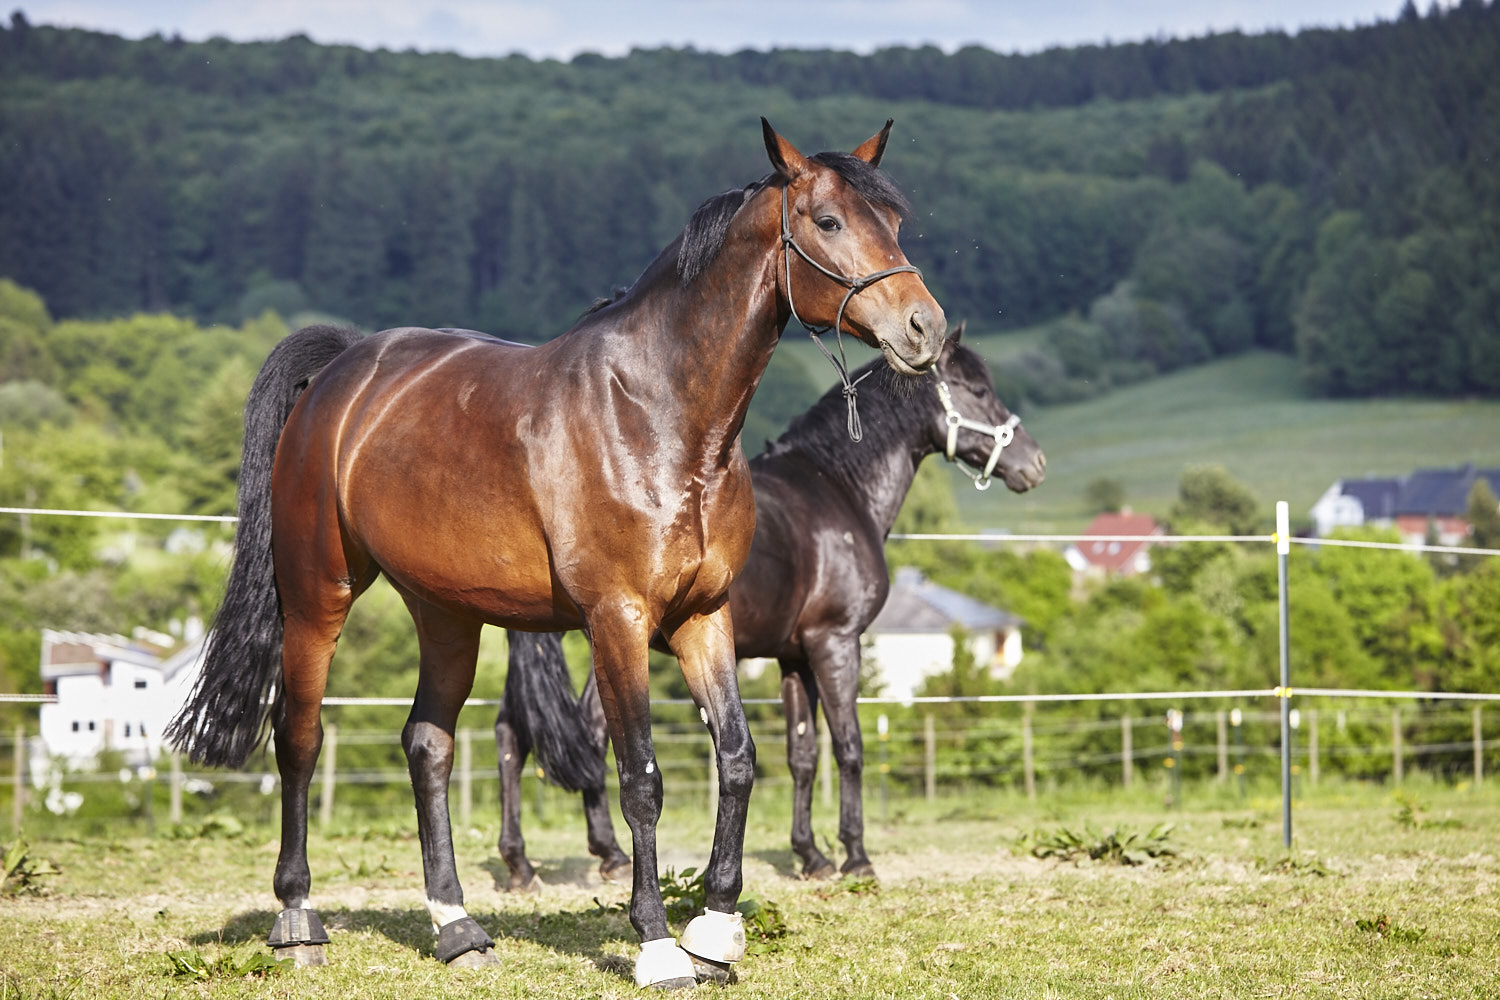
[
  {"left": 2, "top": 4, "right": 1498, "bottom": 400},
  {"left": 947, "top": 350, "right": 1500, "bottom": 533}
]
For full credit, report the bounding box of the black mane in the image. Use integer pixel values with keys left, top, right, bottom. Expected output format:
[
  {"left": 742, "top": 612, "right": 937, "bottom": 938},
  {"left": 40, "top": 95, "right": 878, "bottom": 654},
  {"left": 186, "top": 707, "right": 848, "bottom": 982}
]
[
  {"left": 675, "top": 152, "right": 911, "bottom": 286},
  {"left": 759, "top": 357, "right": 934, "bottom": 480}
]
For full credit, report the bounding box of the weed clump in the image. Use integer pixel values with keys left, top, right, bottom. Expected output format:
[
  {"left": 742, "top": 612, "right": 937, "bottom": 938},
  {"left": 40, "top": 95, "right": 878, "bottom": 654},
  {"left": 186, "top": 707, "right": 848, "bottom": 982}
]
[{"left": 1015, "top": 821, "right": 1177, "bottom": 866}]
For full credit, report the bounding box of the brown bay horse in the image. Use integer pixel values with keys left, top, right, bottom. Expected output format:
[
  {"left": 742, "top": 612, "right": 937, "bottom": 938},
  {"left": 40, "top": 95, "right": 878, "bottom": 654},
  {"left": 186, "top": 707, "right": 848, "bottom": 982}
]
[
  {"left": 166, "top": 119, "right": 944, "bottom": 989},
  {"left": 494, "top": 328, "right": 1045, "bottom": 888}
]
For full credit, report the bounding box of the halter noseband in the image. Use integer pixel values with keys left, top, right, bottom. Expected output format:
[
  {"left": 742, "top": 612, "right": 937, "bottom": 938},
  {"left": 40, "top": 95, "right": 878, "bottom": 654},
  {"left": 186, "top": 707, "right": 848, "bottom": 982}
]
[
  {"left": 779, "top": 185, "right": 921, "bottom": 442},
  {"left": 935, "top": 380, "right": 1022, "bottom": 492}
]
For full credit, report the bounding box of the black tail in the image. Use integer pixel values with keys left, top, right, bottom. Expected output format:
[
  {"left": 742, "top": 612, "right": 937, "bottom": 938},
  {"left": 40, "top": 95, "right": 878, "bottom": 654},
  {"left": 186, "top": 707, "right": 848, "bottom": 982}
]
[
  {"left": 501, "top": 630, "right": 603, "bottom": 793},
  {"left": 165, "top": 324, "right": 364, "bottom": 768}
]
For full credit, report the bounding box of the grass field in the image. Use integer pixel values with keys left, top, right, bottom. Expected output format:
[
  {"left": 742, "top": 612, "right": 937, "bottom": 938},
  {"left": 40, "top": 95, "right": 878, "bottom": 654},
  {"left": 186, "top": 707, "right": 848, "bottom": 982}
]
[
  {"left": 769, "top": 338, "right": 1500, "bottom": 535},
  {"left": 4, "top": 780, "right": 1498, "bottom": 998}
]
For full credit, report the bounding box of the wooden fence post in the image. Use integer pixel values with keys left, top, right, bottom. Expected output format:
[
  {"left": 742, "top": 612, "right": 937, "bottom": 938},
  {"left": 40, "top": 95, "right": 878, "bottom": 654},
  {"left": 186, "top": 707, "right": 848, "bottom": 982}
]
[
  {"left": 1308, "top": 709, "right": 1319, "bottom": 786},
  {"left": 923, "top": 714, "right": 936, "bottom": 803},
  {"left": 1121, "top": 714, "right": 1133, "bottom": 789},
  {"left": 1215, "top": 710, "right": 1227, "bottom": 782},
  {"left": 819, "top": 721, "right": 832, "bottom": 809},
  {"left": 319, "top": 723, "right": 338, "bottom": 830},
  {"left": 1474, "top": 707, "right": 1484, "bottom": 787},
  {"left": 169, "top": 752, "right": 183, "bottom": 825},
  {"left": 1022, "top": 703, "right": 1035, "bottom": 801},
  {"left": 1391, "top": 708, "right": 1403, "bottom": 785},
  {"left": 11, "top": 725, "right": 22, "bottom": 837},
  {"left": 459, "top": 728, "right": 472, "bottom": 831}
]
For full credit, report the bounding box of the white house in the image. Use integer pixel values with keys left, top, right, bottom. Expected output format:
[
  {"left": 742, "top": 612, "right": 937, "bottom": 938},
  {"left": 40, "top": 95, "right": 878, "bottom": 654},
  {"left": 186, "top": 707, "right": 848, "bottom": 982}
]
[
  {"left": 862, "top": 567, "right": 1024, "bottom": 703},
  {"left": 38, "top": 629, "right": 205, "bottom": 767}
]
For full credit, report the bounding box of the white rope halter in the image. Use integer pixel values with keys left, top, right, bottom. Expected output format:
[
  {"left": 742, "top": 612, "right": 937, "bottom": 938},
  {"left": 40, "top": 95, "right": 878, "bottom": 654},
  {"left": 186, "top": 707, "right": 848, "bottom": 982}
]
[{"left": 936, "top": 380, "right": 1022, "bottom": 492}]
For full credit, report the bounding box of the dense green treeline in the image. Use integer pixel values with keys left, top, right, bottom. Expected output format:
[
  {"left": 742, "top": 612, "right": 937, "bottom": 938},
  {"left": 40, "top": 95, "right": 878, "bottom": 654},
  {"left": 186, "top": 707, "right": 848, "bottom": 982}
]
[
  {"left": 887, "top": 462, "right": 1500, "bottom": 783},
  {"left": 1, "top": 3, "right": 1497, "bottom": 399}
]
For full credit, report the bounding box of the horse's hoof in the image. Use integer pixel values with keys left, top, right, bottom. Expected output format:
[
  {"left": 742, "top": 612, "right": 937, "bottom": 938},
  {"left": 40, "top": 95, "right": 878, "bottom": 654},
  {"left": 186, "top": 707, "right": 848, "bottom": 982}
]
[
  {"left": 840, "top": 861, "right": 877, "bottom": 880},
  {"left": 448, "top": 947, "right": 501, "bottom": 969},
  {"left": 681, "top": 910, "right": 746, "bottom": 965},
  {"left": 691, "top": 956, "right": 735, "bottom": 985},
  {"left": 508, "top": 873, "right": 542, "bottom": 894},
  {"left": 434, "top": 916, "right": 496, "bottom": 965},
  {"left": 272, "top": 943, "right": 328, "bottom": 967},
  {"left": 634, "top": 938, "right": 697, "bottom": 989},
  {"left": 599, "top": 857, "right": 632, "bottom": 884},
  {"left": 268, "top": 907, "right": 330, "bottom": 967},
  {"left": 801, "top": 861, "right": 837, "bottom": 881}
]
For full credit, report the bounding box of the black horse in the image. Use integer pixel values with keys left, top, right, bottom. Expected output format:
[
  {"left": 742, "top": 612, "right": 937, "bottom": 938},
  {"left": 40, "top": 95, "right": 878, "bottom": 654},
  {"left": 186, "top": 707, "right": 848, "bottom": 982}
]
[{"left": 494, "top": 328, "right": 1045, "bottom": 889}]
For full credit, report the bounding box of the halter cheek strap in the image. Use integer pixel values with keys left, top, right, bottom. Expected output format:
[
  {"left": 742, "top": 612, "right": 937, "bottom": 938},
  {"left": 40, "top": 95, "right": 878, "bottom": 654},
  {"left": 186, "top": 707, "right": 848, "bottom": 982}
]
[
  {"left": 936, "top": 380, "right": 1022, "bottom": 492},
  {"left": 780, "top": 185, "right": 922, "bottom": 442}
]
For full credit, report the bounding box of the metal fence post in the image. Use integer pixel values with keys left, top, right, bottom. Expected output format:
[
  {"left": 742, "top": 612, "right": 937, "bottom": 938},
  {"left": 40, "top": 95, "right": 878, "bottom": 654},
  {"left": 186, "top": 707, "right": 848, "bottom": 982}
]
[
  {"left": 319, "top": 723, "right": 337, "bottom": 831},
  {"left": 1276, "top": 500, "right": 1292, "bottom": 848},
  {"left": 923, "top": 713, "right": 936, "bottom": 803},
  {"left": 1121, "top": 713, "right": 1133, "bottom": 789}
]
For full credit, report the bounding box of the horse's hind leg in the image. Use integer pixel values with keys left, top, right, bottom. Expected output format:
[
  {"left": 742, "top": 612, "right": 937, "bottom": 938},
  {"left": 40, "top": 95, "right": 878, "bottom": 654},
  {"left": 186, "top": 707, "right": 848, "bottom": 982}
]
[
  {"left": 779, "top": 658, "right": 835, "bottom": 879},
  {"left": 398, "top": 594, "right": 497, "bottom": 967},
  {"left": 577, "top": 671, "right": 631, "bottom": 882},
  {"left": 493, "top": 695, "right": 538, "bottom": 891},
  {"left": 269, "top": 592, "right": 357, "bottom": 966},
  {"left": 807, "top": 632, "right": 875, "bottom": 878}
]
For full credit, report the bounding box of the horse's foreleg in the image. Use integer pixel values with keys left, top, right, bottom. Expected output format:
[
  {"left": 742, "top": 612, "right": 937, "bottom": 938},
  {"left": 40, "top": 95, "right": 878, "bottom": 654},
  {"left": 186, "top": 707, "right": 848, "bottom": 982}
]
[
  {"left": 493, "top": 696, "right": 536, "bottom": 891},
  {"left": 578, "top": 671, "right": 631, "bottom": 882},
  {"left": 779, "top": 660, "right": 834, "bottom": 879},
  {"left": 590, "top": 610, "right": 696, "bottom": 990},
  {"left": 401, "top": 597, "right": 496, "bottom": 967},
  {"left": 667, "top": 606, "right": 755, "bottom": 982},
  {"left": 808, "top": 633, "right": 875, "bottom": 878}
]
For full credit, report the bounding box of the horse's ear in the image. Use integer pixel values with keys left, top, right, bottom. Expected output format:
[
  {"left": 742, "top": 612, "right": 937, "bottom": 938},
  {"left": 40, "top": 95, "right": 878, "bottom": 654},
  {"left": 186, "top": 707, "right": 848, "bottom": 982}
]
[
  {"left": 947, "top": 319, "right": 965, "bottom": 345},
  {"left": 851, "top": 119, "right": 894, "bottom": 167},
  {"left": 762, "top": 117, "right": 809, "bottom": 180}
]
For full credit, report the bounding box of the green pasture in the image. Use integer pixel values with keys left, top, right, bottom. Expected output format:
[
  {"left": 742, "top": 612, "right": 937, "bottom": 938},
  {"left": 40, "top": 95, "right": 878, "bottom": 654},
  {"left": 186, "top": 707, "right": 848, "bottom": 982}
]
[
  {"left": 768, "top": 339, "right": 1500, "bottom": 536},
  {"left": 957, "top": 349, "right": 1499, "bottom": 534},
  {"left": 4, "top": 779, "right": 1497, "bottom": 998}
]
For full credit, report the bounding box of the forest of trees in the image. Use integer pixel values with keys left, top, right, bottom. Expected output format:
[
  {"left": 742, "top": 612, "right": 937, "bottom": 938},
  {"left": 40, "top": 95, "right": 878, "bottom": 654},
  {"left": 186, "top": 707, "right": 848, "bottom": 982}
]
[
  {"left": 2, "top": 7, "right": 1499, "bottom": 755},
  {"left": 1, "top": 1, "right": 1497, "bottom": 399}
]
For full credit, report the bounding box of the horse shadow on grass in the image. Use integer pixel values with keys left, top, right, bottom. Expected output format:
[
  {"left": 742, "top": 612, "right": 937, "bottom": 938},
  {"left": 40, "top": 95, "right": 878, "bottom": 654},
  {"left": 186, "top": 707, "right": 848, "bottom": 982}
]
[{"left": 198, "top": 859, "right": 641, "bottom": 980}]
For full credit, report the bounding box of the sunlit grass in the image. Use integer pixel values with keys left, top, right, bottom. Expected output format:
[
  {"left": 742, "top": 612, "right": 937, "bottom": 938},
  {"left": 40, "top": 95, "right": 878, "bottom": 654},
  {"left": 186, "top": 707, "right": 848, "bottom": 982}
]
[{"left": 3, "top": 779, "right": 1497, "bottom": 998}]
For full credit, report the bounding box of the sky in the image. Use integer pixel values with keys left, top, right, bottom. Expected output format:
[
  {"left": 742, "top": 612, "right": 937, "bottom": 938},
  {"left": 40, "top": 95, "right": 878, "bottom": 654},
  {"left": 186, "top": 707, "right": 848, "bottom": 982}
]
[{"left": 14, "top": 1, "right": 1410, "bottom": 61}]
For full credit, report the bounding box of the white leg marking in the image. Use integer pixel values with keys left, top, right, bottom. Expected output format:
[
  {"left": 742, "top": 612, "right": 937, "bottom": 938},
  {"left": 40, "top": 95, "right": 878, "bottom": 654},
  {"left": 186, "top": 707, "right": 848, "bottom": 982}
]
[{"left": 426, "top": 898, "right": 468, "bottom": 932}]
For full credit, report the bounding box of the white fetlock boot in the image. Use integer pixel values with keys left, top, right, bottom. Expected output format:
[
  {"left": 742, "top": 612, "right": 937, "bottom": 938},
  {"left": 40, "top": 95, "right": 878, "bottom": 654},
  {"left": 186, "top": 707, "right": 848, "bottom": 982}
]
[
  {"left": 680, "top": 909, "right": 747, "bottom": 984},
  {"left": 633, "top": 937, "right": 697, "bottom": 990}
]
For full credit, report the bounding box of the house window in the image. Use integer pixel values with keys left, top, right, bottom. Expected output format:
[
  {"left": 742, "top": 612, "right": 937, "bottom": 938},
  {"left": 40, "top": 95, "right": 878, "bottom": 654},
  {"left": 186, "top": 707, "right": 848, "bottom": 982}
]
[
  {"left": 134, "top": 679, "right": 148, "bottom": 689},
  {"left": 71, "top": 721, "right": 80, "bottom": 732},
  {"left": 124, "top": 723, "right": 132, "bottom": 738},
  {"left": 87, "top": 721, "right": 96, "bottom": 732}
]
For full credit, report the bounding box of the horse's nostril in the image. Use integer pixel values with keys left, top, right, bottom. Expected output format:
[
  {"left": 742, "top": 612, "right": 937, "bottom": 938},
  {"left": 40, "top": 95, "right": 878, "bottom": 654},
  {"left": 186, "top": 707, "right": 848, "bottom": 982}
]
[{"left": 909, "top": 311, "right": 924, "bottom": 336}]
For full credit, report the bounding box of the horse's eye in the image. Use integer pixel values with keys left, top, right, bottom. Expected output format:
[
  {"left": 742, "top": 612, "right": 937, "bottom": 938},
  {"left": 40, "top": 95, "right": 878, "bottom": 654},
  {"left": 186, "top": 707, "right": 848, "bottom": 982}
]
[{"left": 816, "top": 216, "right": 841, "bottom": 232}]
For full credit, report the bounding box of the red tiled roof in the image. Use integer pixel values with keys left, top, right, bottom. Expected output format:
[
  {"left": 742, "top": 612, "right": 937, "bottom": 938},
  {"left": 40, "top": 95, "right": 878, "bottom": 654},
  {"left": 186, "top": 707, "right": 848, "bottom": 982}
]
[{"left": 1073, "top": 512, "right": 1163, "bottom": 573}]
